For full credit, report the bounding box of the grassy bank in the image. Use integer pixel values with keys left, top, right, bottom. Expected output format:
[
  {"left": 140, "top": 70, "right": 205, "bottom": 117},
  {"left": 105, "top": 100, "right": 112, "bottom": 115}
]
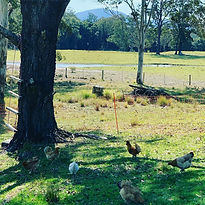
[{"left": 7, "top": 50, "right": 205, "bottom": 66}]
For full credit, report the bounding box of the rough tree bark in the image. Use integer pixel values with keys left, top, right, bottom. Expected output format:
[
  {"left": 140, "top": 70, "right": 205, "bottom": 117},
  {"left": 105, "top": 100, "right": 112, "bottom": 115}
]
[
  {"left": 154, "top": 0, "right": 173, "bottom": 55},
  {"left": 136, "top": 0, "right": 146, "bottom": 85},
  {"left": 156, "top": 1, "right": 163, "bottom": 55},
  {"left": 0, "top": 0, "right": 70, "bottom": 150},
  {"left": 0, "top": 0, "right": 8, "bottom": 112},
  {"left": 136, "top": 0, "right": 155, "bottom": 85},
  {"left": 98, "top": 0, "right": 155, "bottom": 85}
]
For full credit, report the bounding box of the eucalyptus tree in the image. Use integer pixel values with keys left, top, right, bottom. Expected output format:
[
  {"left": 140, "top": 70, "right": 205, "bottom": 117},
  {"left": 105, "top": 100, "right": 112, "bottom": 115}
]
[
  {"left": 99, "top": 0, "right": 156, "bottom": 84},
  {"left": 152, "top": 0, "right": 173, "bottom": 54},
  {"left": 0, "top": 0, "right": 71, "bottom": 151},
  {"left": 107, "top": 15, "right": 129, "bottom": 51},
  {"left": 170, "top": 0, "right": 204, "bottom": 55},
  {"left": 190, "top": 1, "right": 205, "bottom": 39},
  {"left": 0, "top": 0, "right": 20, "bottom": 112},
  {"left": 0, "top": 0, "right": 8, "bottom": 112}
]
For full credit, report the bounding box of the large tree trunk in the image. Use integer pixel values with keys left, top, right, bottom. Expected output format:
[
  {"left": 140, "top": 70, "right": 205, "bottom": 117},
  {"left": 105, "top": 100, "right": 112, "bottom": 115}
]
[
  {"left": 0, "top": 0, "right": 8, "bottom": 112},
  {"left": 137, "top": 44, "right": 144, "bottom": 84},
  {"left": 156, "top": 1, "right": 163, "bottom": 55},
  {"left": 8, "top": 0, "right": 70, "bottom": 150},
  {"left": 178, "top": 34, "right": 183, "bottom": 55},
  {"left": 156, "top": 23, "right": 162, "bottom": 55},
  {"left": 136, "top": 0, "right": 145, "bottom": 85}
]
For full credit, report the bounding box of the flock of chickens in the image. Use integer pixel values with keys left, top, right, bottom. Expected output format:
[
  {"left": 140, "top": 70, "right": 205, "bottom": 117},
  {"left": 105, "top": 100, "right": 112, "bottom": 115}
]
[
  {"left": 21, "top": 141, "right": 194, "bottom": 204},
  {"left": 22, "top": 146, "right": 79, "bottom": 176},
  {"left": 119, "top": 140, "right": 195, "bottom": 204}
]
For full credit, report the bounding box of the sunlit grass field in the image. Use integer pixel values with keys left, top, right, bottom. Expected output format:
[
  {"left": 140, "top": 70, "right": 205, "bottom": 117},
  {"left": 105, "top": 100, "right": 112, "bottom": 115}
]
[
  {"left": 7, "top": 50, "right": 205, "bottom": 66},
  {"left": 1, "top": 50, "right": 205, "bottom": 204}
]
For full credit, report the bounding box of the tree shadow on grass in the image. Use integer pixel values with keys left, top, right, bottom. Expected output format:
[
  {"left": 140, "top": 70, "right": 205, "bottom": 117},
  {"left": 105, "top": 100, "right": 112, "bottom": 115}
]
[
  {"left": 54, "top": 81, "right": 86, "bottom": 94},
  {"left": 166, "top": 87, "right": 205, "bottom": 104},
  {"left": 145, "top": 85, "right": 205, "bottom": 104},
  {"left": 0, "top": 137, "right": 204, "bottom": 204},
  {"left": 61, "top": 139, "right": 205, "bottom": 204},
  {"left": 151, "top": 53, "right": 205, "bottom": 61}
]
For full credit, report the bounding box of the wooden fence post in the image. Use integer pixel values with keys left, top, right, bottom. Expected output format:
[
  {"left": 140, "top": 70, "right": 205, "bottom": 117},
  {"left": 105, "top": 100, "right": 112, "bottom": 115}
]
[
  {"left": 189, "top": 75, "right": 191, "bottom": 86},
  {"left": 102, "top": 70, "right": 104, "bottom": 81}
]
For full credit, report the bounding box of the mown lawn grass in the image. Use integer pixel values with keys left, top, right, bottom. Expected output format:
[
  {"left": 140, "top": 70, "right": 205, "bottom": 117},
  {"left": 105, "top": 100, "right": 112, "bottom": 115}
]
[
  {"left": 1, "top": 76, "right": 205, "bottom": 204},
  {"left": 7, "top": 50, "right": 205, "bottom": 66}
]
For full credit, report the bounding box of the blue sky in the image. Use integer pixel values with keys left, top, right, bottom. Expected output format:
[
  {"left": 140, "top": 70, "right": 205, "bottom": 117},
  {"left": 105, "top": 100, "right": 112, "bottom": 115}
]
[{"left": 67, "top": 0, "right": 131, "bottom": 14}]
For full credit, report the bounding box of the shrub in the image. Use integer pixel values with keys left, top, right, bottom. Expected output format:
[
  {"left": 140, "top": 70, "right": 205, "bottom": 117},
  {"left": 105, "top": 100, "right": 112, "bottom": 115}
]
[{"left": 56, "top": 51, "right": 64, "bottom": 61}]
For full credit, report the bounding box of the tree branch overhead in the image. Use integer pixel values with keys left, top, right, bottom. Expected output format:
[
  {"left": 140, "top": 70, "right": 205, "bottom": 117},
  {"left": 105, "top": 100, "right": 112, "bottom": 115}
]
[{"left": 0, "top": 24, "right": 21, "bottom": 49}]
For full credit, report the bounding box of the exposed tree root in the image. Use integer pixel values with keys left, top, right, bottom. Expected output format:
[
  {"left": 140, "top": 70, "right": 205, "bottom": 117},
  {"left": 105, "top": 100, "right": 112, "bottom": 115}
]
[
  {"left": 3, "top": 128, "right": 108, "bottom": 152},
  {"left": 55, "top": 128, "right": 108, "bottom": 142}
]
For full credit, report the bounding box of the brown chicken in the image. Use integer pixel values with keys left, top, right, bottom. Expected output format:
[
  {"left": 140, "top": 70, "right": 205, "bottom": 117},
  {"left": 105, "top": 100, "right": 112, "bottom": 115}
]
[
  {"left": 22, "top": 157, "right": 40, "bottom": 173},
  {"left": 168, "top": 152, "right": 194, "bottom": 171},
  {"left": 44, "top": 146, "right": 60, "bottom": 161},
  {"left": 126, "top": 141, "right": 141, "bottom": 158},
  {"left": 117, "top": 180, "right": 144, "bottom": 204}
]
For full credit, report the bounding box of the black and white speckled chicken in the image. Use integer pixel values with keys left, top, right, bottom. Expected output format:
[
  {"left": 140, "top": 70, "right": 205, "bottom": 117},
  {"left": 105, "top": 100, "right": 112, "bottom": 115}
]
[
  {"left": 44, "top": 146, "right": 60, "bottom": 161},
  {"left": 168, "top": 152, "right": 194, "bottom": 171}
]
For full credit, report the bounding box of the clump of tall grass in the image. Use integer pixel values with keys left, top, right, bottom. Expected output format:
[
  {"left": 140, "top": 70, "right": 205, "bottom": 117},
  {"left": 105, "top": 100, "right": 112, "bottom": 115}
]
[
  {"left": 68, "top": 96, "right": 78, "bottom": 103},
  {"left": 80, "top": 102, "right": 85, "bottom": 107},
  {"left": 116, "top": 93, "right": 125, "bottom": 102},
  {"left": 135, "top": 97, "right": 149, "bottom": 106},
  {"left": 45, "top": 183, "right": 59, "bottom": 203},
  {"left": 95, "top": 104, "right": 100, "bottom": 111},
  {"left": 80, "top": 90, "right": 96, "bottom": 100},
  {"left": 104, "top": 90, "right": 112, "bottom": 100},
  {"left": 157, "top": 96, "right": 172, "bottom": 107},
  {"left": 130, "top": 119, "right": 140, "bottom": 127},
  {"left": 126, "top": 97, "right": 135, "bottom": 105}
]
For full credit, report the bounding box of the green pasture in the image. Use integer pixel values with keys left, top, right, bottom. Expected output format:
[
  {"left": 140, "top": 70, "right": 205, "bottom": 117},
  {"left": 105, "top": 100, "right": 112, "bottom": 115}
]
[
  {"left": 7, "top": 50, "right": 205, "bottom": 66},
  {"left": 1, "top": 80, "right": 205, "bottom": 204},
  {"left": 1, "top": 50, "right": 205, "bottom": 204}
]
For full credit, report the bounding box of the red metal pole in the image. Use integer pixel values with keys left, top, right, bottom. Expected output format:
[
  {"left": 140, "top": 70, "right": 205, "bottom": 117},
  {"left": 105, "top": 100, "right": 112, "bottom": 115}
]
[{"left": 113, "top": 93, "right": 119, "bottom": 134}]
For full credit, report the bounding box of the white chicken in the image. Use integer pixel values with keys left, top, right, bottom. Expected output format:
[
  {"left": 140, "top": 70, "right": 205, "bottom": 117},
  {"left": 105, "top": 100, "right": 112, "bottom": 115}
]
[
  {"left": 168, "top": 152, "right": 194, "bottom": 171},
  {"left": 69, "top": 162, "right": 79, "bottom": 175}
]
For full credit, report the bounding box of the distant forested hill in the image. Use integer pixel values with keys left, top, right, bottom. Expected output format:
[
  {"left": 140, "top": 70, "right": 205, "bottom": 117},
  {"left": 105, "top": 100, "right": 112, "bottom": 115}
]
[{"left": 75, "top": 8, "right": 126, "bottom": 20}]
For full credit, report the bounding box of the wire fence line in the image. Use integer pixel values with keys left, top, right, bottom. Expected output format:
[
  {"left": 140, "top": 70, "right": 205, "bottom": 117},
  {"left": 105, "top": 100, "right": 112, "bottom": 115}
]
[{"left": 56, "top": 67, "right": 205, "bottom": 88}]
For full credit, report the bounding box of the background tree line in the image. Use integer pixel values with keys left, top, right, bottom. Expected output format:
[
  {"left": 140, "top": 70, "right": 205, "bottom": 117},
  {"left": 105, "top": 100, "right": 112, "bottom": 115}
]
[{"left": 7, "top": 2, "right": 205, "bottom": 53}]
